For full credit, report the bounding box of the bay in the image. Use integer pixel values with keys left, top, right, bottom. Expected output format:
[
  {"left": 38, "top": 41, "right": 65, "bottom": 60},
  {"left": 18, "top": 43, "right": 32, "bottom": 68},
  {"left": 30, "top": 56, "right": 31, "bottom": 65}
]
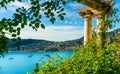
[{"left": 0, "top": 51, "right": 73, "bottom": 74}]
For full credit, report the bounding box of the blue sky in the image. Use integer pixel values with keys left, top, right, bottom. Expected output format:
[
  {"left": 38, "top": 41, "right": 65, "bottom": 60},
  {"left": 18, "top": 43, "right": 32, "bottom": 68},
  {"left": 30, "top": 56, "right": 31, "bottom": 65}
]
[{"left": 0, "top": 0, "right": 120, "bottom": 41}]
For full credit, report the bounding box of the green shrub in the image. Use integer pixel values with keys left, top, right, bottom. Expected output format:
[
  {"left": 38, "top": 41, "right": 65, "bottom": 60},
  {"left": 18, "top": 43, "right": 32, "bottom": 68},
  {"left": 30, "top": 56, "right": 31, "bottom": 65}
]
[
  {"left": 31, "top": 35, "right": 120, "bottom": 74},
  {"left": 34, "top": 63, "right": 39, "bottom": 73}
]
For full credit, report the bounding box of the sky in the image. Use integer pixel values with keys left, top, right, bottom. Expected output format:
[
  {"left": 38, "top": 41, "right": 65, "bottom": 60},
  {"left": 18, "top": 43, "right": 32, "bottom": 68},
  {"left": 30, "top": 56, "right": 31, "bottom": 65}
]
[{"left": 0, "top": 0, "right": 120, "bottom": 41}]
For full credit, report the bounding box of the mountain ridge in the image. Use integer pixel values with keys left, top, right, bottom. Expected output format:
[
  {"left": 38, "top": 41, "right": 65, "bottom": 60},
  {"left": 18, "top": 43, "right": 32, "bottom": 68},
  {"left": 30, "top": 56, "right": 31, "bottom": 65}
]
[{"left": 8, "top": 37, "right": 83, "bottom": 52}]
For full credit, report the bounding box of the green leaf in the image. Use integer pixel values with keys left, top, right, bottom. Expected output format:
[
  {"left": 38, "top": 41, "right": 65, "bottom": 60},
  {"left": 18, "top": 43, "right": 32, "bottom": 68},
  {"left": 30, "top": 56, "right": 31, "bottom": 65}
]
[
  {"left": 33, "top": 13, "right": 38, "bottom": 17},
  {"left": 29, "top": 23, "right": 32, "bottom": 26},
  {"left": 12, "top": 30, "right": 16, "bottom": 32},
  {"left": 18, "top": 0, "right": 22, "bottom": 2},
  {"left": 50, "top": 13, "right": 54, "bottom": 16},
  {"left": 17, "top": 37, "right": 21, "bottom": 40},
  {"left": 61, "top": 13, "right": 66, "bottom": 15},
  {"left": 17, "top": 31, "right": 20, "bottom": 35},
  {"left": 12, "top": 34, "right": 16, "bottom": 37},
  {"left": 62, "top": 1, "right": 66, "bottom": 6},
  {"left": 60, "top": 8, "right": 64, "bottom": 12},
  {"left": 60, "top": 15, "right": 64, "bottom": 21},
  {"left": 16, "top": 9, "right": 19, "bottom": 12},
  {"left": 23, "top": 15, "right": 27, "bottom": 25},
  {"left": 41, "top": 24, "right": 45, "bottom": 29},
  {"left": 48, "top": 9, "right": 51, "bottom": 13},
  {"left": 35, "top": 23, "right": 39, "bottom": 29},
  {"left": 39, "top": 15, "right": 42, "bottom": 19},
  {"left": 21, "top": 23, "right": 25, "bottom": 28},
  {"left": 50, "top": 18, "right": 56, "bottom": 24},
  {"left": 2, "top": 18, "right": 7, "bottom": 21},
  {"left": 17, "top": 27, "right": 21, "bottom": 31}
]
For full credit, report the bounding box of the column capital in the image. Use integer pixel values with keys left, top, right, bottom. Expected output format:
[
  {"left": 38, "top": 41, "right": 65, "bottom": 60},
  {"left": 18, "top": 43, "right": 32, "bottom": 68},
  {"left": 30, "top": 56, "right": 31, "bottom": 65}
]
[
  {"left": 95, "top": 11, "right": 106, "bottom": 19},
  {"left": 79, "top": 10, "right": 93, "bottom": 19}
]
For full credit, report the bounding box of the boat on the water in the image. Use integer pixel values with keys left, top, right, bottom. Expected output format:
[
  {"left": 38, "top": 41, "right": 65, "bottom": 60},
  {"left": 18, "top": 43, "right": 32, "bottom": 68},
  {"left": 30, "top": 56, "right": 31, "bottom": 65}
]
[
  {"left": 44, "top": 54, "right": 51, "bottom": 58},
  {"left": 9, "top": 58, "right": 14, "bottom": 60},
  {"left": 28, "top": 55, "right": 33, "bottom": 57}
]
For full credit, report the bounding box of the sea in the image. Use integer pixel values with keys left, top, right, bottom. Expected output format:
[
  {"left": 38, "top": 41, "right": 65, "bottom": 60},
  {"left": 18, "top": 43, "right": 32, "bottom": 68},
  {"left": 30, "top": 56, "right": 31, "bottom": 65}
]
[{"left": 0, "top": 51, "right": 73, "bottom": 74}]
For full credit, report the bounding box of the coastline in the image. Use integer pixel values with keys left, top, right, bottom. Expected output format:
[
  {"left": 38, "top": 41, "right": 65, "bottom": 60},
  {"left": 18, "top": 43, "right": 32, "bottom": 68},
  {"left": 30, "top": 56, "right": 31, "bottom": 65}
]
[{"left": 8, "top": 49, "right": 73, "bottom": 53}]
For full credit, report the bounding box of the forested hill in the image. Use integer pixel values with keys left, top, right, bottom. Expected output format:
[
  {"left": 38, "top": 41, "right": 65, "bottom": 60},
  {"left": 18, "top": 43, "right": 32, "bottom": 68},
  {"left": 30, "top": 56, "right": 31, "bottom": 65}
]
[
  {"left": 107, "top": 28, "right": 120, "bottom": 38},
  {"left": 8, "top": 37, "right": 83, "bottom": 52}
]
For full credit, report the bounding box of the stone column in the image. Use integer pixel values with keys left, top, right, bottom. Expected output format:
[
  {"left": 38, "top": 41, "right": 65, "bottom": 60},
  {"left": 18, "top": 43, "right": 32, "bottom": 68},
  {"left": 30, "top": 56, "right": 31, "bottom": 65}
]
[
  {"left": 80, "top": 10, "right": 93, "bottom": 45},
  {"left": 96, "top": 11, "right": 106, "bottom": 48}
]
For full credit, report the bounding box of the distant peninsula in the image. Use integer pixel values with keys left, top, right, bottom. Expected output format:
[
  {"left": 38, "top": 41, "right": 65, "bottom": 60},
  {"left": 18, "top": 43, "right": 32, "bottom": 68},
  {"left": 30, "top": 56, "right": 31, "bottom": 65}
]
[{"left": 8, "top": 37, "right": 83, "bottom": 52}]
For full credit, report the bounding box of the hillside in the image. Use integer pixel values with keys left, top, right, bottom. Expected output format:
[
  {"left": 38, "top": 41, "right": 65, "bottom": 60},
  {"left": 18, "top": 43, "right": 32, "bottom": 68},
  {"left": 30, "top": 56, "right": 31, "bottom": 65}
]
[
  {"left": 107, "top": 28, "right": 120, "bottom": 38},
  {"left": 8, "top": 37, "right": 83, "bottom": 52}
]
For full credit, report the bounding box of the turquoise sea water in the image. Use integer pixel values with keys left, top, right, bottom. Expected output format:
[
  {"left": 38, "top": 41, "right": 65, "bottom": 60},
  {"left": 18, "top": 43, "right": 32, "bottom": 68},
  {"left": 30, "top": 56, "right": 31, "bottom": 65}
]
[{"left": 0, "top": 51, "right": 73, "bottom": 74}]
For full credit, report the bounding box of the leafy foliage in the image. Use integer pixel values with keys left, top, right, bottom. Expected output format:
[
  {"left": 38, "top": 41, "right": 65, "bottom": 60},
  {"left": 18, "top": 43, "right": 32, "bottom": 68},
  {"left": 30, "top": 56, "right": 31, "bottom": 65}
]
[
  {"left": 0, "top": 35, "right": 9, "bottom": 57},
  {"left": 34, "top": 63, "right": 39, "bottom": 73},
  {"left": 0, "top": 0, "right": 67, "bottom": 55},
  {"left": 30, "top": 35, "right": 120, "bottom": 74}
]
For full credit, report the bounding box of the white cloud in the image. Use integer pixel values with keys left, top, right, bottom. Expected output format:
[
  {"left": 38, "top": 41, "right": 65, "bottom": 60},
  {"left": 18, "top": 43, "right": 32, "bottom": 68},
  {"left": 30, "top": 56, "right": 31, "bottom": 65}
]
[
  {"left": 0, "top": 1, "right": 30, "bottom": 13},
  {"left": 65, "top": 10, "right": 79, "bottom": 17},
  {"left": 68, "top": 3, "right": 85, "bottom": 10},
  {"left": 19, "top": 25, "right": 83, "bottom": 41},
  {"left": 10, "top": 1, "right": 30, "bottom": 9},
  {"left": 63, "top": 9, "right": 82, "bottom": 20}
]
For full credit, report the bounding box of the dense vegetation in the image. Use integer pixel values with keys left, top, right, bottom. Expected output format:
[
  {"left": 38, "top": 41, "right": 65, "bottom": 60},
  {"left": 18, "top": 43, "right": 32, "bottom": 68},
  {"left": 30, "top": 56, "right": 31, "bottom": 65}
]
[{"left": 30, "top": 33, "right": 120, "bottom": 74}]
